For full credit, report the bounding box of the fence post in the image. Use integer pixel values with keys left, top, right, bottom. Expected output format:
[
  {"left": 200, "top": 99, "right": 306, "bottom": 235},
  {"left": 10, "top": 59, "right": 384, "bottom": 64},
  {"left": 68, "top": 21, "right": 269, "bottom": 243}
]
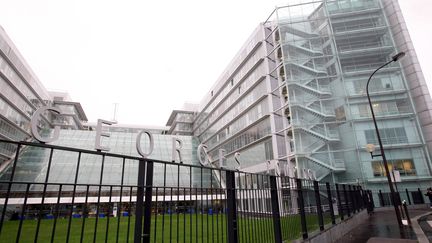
[
  {"left": 358, "top": 187, "right": 364, "bottom": 210},
  {"left": 270, "top": 176, "right": 283, "bottom": 243},
  {"left": 359, "top": 186, "right": 366, "bottom": 210},
  {"left": 226, "top": 170, "right": 238, "bottom": 243},
  {"left": 369, "top": 190, "right": 375, "bottom": 208},
  {"left": 343, "top": 184, "right": 351, "bottom": 217},
  {"left": 418, "top": 188, "right": 425, "bottom": 204},
  {"left": 313, "top": 181, "right": 324, "bottom": 231},
  {"left": 335, "top": 184, "right": 344, "bottom": 220},
  {"left": 296, "top": 179, "right": 308, "bottom": 239},
  {"left": 379, "top": 190, "right": 384, "bottom": 207},
  {"left": 405, "top": 189, "right": 411, "bottom": 205},
  {"left": 326, "top": 183, "right": 336, "bottom": 225},
  {"left": 142, "top": 161, "right": 154, "bottom": 243},
  {"left": 403, "top": 201, "right": 412, "bottom": 225},
  {"left": 134, "top": 159, "right": 146, "bottom": 243},
  {"left": 350, "top": 185, "right": 354, "bottom": 213}
]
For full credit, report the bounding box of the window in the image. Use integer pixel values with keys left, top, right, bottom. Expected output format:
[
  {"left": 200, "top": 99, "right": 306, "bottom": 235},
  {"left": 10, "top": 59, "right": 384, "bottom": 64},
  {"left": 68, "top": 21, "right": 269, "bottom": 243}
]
[
  {"left": 372, "top": 159, "right": 416, "bottom": 177},
  {"left": 365, "top": 127, "right": 408, "bottom": 145}
]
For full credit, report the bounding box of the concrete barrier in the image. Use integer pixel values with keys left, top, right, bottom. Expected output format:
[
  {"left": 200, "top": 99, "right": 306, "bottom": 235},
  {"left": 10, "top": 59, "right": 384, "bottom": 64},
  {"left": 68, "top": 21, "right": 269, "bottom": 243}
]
[{"left": 297, "top": 210, "right": 369, "bottom": 243}]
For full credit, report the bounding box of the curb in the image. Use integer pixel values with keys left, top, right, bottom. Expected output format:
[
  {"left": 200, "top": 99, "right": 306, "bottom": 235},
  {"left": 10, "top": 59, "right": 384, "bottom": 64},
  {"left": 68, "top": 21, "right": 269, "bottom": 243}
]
[{"left": 411, "top": 212, "right": 431, "bottom": 243}]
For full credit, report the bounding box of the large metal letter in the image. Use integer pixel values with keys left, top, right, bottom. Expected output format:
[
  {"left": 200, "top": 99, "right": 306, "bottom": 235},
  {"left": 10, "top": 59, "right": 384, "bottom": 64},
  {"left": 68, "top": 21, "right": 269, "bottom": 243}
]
[
  {"left": 172, "top": 138, "right": 183, "bottom": 163},
  {"left": 197, "top": 143, "right": 210, "bottom": 166},
  {"left": 30, "top": 106, "right": 62, "bottom": 143},
  {"left": 136, "top": 130, "right": 154, "bottom": 158},
  {"left": 95, "top": 119, "right": 116, "bottom": 151}
]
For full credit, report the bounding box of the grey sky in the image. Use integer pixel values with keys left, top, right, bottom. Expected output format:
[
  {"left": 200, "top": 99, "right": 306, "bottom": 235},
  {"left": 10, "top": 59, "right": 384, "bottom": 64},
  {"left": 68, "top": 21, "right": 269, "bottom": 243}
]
[{"left": 0, "top": 0, "right": 431, "bottom": 126}]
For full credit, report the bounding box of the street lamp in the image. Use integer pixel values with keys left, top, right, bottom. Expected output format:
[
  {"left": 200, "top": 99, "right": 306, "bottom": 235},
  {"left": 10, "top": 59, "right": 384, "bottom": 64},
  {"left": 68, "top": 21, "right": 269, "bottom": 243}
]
[{"left": 366, "top": 52, "right": 405, "bottom": 228}]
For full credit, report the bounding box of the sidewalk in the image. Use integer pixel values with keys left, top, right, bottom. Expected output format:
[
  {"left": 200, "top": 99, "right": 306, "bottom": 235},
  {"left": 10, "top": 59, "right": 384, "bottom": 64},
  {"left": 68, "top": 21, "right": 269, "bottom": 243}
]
[
  {"left": 417, "top": 212, "right": 432, "bottom": 242},
  {"left": 334, "top": 205, "right": 431, "bottom": 243}
]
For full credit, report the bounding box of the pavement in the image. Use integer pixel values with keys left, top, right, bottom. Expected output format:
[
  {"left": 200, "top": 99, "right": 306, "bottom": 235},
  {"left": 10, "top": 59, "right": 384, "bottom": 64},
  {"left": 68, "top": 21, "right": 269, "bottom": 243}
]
[
  {"left": 417, "top": 212, "right": 432, "bottom": 242},
  {"left": 334, "top": 205, "right": 432, "bottom": 243}
]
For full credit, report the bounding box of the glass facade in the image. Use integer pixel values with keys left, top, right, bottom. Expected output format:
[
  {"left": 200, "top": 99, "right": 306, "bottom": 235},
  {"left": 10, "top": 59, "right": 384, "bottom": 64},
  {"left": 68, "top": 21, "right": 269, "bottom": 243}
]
[
  {"left": 0, "top": 129, "right": 213, "bottom": 191},
  {"left": 262, "top": 0, "right": 432, "bottom": 191},
  {"left": 1, "top": 0, "right": 432, "bottom": 195},
  {"left": 0, "top": 28, "right": 88, "bottom": 164}
]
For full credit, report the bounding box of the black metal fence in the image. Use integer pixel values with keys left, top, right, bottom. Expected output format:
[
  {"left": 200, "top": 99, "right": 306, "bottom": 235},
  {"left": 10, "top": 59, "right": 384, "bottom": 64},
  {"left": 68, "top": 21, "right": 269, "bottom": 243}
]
[
  {"left": 0, "top": 139, "right": 367, "bottom": 243},
  {"left": 372, "top": 188, "right": 427, "bottom": 207}
]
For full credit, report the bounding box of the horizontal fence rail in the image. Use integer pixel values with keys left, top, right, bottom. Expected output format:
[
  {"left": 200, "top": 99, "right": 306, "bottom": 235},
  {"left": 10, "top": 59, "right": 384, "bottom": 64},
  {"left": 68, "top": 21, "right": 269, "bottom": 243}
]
[{"left": 0, "top": 139, "right": 367, "bottom": 243}]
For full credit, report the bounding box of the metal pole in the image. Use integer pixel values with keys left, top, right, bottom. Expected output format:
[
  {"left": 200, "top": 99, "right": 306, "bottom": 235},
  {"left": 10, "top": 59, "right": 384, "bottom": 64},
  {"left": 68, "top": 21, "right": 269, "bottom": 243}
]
[
  {"left": 296, "top": 179, "right": 308, "bottom": 239},
  {"left": 142, "top": 161, "right": 154, "bottom": 243},
  {"left": 366, "top": 57, "right": 404, "bottom": 228},
  {"left": 270, "top": 176, "right": 283, "bottom": 243},
  {"left": 226, "top": 170, "right": 238, "bottom": 243},
  {"left": 313, "top": 181, "right": 324, "bottom": 231},
  {"left": 326, "top": 183, "right": 336, "bottom": 225},
  {"left": 134, "top": 160, "right": 146, "bottom": 243}
]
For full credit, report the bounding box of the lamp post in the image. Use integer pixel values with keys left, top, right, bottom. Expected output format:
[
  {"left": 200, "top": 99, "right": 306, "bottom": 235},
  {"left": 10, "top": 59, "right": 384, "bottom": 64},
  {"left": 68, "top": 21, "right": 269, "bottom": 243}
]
[{"left": 365, "top": 52, "right": 405, "bottom": 228}]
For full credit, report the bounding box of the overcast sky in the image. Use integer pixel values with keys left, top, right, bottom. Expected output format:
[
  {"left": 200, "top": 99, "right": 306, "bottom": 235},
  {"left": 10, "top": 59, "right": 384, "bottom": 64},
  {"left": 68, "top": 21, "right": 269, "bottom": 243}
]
[{"left": 1, "top": 0, "right": 431, "bottom": 126}]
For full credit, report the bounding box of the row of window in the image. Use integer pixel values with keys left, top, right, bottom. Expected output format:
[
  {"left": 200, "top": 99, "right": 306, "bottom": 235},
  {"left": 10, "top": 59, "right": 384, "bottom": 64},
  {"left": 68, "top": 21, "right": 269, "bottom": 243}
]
[
  {"left": 0, "top": 116, "right": 29, "bottom": 141},
  {"left": 0, "top": 54, "right": 46, "bottom": 108},
  {"left": 208, "top": 118, "right": 271, "bottom": 160},
  {"left": 194, "top": 48, "right": 265, "bottom": 132},
  {"left": 371, "top": 159, "right": 416, "bottom": 177},
  {"left": 0, "top": 96, "right": 31, "bottom": 132},
  {"left": 198, "top": 81, "right": 267, "bottom": 143},
  {"left": 354, "top": 100, "right": 411, "bottom": 119},
  {"left": 347, "top": 72, "right": 404, "bottom": 96},
  {"left": 364, "top": 127, "right": 408, "bottom": 145},
  {"left": 0, "top": 141, "right": 18, "bottom": 157},
  {"left": 206, "top": 98, "right": 269, "bottom": 150},
  {"left": 0, "top": 75, "right": 36, "bottom": 117},
  {"left": 174, "top": 113, "right": 194, "bottom": 123},
  {"left": 327, "top": 0, "right": 379, "bottom": 14}
]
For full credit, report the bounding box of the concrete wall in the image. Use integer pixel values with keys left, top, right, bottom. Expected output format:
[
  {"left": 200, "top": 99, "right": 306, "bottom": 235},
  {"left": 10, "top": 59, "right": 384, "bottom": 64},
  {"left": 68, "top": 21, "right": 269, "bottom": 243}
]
[{"left": 298, "top": 210, "right": 369, "bottom": 243}]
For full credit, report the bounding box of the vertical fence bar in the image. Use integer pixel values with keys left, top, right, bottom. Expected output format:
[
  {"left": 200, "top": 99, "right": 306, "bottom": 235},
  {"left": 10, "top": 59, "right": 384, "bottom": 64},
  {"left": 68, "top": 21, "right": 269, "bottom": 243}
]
[
  {"left": 134, "top": 159, "right": 147, "bottom": 243},
  {"left": 226, "top": 170, "right": 238, "bottom": 243},
  {"left": 0, "top": 144, "right": 21, "bottom": 237},
  {"left": 127, "top": 187, "right": 133, "bottom": 243},
  {"left": 237, "top": 172, "right": 244, "bottom": 243},
  {"left": 34, "top": 148, "right": 55, "bottom": 243},
  {"left": 67, "top": 152, "right": 82, "bottom": 243},
  {"left": 343, "top": 184, "right": 351, "bottom": 217},
  {"left": 403, "top": 201, "right": 411, "bottom": 225},
  {"left": 16, "top": 183, "right": 31, "bottom": 243},
  {"left": 369, "top": 190, "right": 375, "bottom": 209},
  {"left": 189, "top": 167, "right": 192, "bottom": 243},
  {"left": 417, "top": 188, "right": 425, "bottom": 204},
  {"left": 405, "top": 189, "right": 411, "bottom": 205},
  {"left": 335, "top": 184, "right": 344, "bottom": 220},
  {"left": 349, "top": 185, "right": 356, "bottom": 213},
  {"left": 80, "top": 185, "right": 90, "bottom": 243},
  {"left": 379, "top": 190, "right": 384, "bottom": 207},
  {"left": 326, "top": 183, "right": 336, "bottom": 225},
  {"left": 354, "top": 186, "right": 359, "bottom": 211},
  {"left": 93, "top": 154, "right": 106, "bottom": 243},
  {"left": 270, "top": 176, "right": 282, "bottom": 243},
  {"left": 116, "top": 158, "right": 126, "bottom": 243},
  {"left": 296, "top": 178, "right": 308, "bottom": 240},
  {"left": 143, "top": 161, "right": 154, "bottom": 243},
  {"left": 105, "top": 186, "right": 113, "bottom": 243},
  {"left": 358, "top": 187, "right": 364, "bottom": 210},
  {"left": 313, "top": 181, "right": 324, "bottom": 231},
  {"left": 50, "top": 184, "right": 63, "bottom": 243}
]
